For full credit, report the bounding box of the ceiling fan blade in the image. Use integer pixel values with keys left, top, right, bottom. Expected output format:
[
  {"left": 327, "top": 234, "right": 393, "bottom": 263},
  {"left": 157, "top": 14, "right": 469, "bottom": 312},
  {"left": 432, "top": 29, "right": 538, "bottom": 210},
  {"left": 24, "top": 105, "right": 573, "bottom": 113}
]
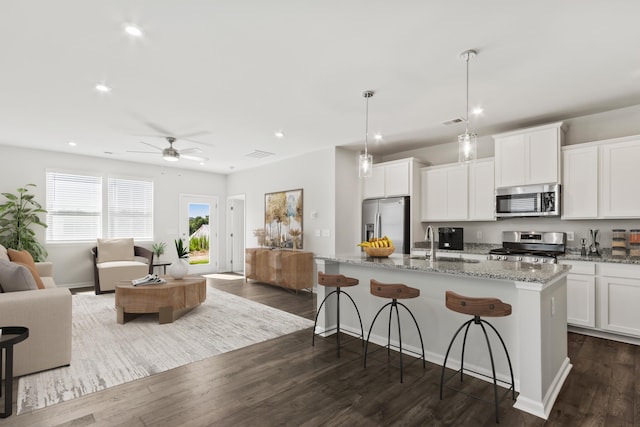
[
  {"left": 181, "top": 154, "right": 209, "bottom": 162},
  {"left": 179, "top": 147, "right": 203, "bottom": 155},
  {"left": 126, "top": 150, "right": 158, "bottom": 154},
  {"left": 143, "top": 121, "right": 173, "bottom": 136},
  {"left": 176, "top": 130, "right": 211, "bottom": 139},
  {"left": 181, "top": 138, "right": 214, "bottom": 147},
  {"left": 139, "top": 141, "right": 164, "bottom": 151}
]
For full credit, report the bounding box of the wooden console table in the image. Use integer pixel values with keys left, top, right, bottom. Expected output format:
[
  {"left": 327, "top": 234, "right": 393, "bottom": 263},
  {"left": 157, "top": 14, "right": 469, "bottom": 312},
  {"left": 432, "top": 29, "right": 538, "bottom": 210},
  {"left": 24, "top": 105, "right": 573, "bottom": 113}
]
[{"left": 245, "top": 248, "right": 313, "bottom": 291}]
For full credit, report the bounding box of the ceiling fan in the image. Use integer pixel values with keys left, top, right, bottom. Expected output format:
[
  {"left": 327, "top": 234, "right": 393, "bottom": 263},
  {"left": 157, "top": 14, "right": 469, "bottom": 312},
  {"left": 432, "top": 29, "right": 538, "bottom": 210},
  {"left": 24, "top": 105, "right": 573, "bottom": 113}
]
[{"left": 127, "top": 136, "right": 209, "bottom": 162}]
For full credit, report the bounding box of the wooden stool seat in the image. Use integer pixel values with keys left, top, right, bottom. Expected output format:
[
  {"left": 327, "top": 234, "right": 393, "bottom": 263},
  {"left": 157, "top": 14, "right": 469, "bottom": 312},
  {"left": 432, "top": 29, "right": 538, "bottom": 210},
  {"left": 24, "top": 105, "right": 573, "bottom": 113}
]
[
  {"left": 318, "top": 273, "right": 359, "bottom": 288},
  {"left": 440, "top": 291, "right": 515, "bottom": 424},
  {"left": 364, "top": 279, "right": 425, "bottom": 383},
  {"left": 313, "top": 272, "right": 364, "bottom": 358},
  {"left": 445, "top": 291, "right": 512, "bottom": 317},
  {"left": 370, "top": 279, "right": 420, "bottom": 299}
]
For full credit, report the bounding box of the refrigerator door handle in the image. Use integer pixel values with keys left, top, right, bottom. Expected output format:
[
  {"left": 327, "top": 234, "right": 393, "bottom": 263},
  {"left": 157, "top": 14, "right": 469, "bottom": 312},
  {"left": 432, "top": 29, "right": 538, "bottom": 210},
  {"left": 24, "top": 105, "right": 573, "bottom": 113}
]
[{"left": 375, "top": 212, "right": 381, "bottom": 239}]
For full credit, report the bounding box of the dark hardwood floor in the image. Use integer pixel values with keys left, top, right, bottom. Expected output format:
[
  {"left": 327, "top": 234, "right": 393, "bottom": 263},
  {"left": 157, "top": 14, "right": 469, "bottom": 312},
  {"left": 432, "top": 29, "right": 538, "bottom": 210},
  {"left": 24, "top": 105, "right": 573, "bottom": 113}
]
[{"left": 2, "top": 275, "right": 639, "bottom": 426}]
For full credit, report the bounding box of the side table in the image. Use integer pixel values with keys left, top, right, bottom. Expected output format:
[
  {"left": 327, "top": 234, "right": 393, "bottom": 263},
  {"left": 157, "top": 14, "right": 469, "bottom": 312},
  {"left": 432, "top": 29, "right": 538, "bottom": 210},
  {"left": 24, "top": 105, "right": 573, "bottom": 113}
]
[
  {"left": 152, "top": 261, "right": 171, "bottom": 274},
  {"left": 1, "top": 326, "right": 29, "bottom": 418}
]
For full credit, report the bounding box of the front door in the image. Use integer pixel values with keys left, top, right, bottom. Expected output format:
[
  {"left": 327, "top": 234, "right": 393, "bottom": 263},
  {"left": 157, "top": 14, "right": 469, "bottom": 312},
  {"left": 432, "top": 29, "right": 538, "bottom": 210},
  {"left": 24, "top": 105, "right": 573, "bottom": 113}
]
[{"left": 179, "top": 194, "right": 218, "bottom": 275}]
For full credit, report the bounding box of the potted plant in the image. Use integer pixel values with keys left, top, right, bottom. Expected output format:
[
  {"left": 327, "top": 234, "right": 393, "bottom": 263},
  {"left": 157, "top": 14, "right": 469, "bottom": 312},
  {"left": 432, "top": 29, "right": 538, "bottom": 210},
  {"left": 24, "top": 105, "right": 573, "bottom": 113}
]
[
  {"left": 0, "top": 184, "right": 48, "bottom": 261},
  {"left": 152, "top": 242, "right": 167, "bottom": 259},
  {"left": 167, "top": 238, "right": 190, "bottom": 279}
]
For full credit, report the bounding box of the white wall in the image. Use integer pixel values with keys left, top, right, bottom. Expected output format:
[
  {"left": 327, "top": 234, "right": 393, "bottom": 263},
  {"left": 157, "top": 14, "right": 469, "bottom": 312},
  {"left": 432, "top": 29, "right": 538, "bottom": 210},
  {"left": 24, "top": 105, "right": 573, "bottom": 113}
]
[
  {"left": 226, "top": 147, "right": 340, "bottom": 256},
  {"left": 0, "top": 145, "right": 227, "bottom": 287}
]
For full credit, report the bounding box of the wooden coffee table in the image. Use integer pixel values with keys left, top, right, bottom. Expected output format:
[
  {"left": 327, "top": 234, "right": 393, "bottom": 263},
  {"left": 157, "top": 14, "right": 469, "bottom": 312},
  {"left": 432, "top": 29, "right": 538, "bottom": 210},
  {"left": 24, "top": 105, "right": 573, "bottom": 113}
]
[{"left": 115, "top": 276, "right": 206, "bottom": 324}]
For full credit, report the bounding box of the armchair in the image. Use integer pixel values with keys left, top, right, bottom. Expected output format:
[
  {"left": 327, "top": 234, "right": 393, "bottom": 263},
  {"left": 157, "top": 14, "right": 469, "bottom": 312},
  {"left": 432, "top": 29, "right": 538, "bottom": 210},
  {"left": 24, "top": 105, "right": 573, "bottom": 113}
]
[{"left": 91, "top": 238, "right": 154, "bottom": 294}]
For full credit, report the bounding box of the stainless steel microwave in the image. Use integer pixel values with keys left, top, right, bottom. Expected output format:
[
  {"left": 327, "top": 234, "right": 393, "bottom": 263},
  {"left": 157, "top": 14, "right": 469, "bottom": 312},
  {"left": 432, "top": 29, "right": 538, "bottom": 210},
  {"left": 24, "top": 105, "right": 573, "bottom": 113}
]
[{"left": 495, "top": 184, "right": 560, "bottom": 218}]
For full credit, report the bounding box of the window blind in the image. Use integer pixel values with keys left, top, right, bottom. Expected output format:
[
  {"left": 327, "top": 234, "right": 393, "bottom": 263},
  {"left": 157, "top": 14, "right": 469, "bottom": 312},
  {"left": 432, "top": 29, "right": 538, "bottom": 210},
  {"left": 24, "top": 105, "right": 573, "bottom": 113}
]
[
  {"left": 108, "top": 177, "right": 153, "bottom": 239},
  {"left": 46, "top": 172, "right": 102, "bottom": 242}
]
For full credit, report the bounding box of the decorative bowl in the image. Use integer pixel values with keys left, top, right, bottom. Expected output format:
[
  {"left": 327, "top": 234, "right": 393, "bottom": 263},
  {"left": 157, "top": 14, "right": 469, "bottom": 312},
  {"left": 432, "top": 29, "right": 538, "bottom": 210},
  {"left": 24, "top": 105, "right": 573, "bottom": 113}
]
[{"left": 363, "top": 246, "right": 395, "bottom": 257}]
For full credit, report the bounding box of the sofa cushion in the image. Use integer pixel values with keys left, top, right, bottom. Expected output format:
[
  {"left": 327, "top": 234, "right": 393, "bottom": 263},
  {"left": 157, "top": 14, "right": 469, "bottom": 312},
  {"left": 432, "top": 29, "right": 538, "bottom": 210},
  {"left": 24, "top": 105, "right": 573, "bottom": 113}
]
[
  {"left": 7, "top": 249, "right": 45, "bottom": 289},
  {"left": 97, "top": 238, "right": 135, "bottom": 263},
  {"left": 0, "top": 259, "right": 38, "bottom": 292},
  {"left": 0, "top": 244, "right": 9, "bottom": 262}
]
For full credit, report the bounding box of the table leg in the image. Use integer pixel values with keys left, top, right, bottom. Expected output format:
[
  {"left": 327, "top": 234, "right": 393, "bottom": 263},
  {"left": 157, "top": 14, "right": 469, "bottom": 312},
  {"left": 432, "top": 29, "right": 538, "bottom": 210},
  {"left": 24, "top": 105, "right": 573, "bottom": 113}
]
[{"left": 1, "top": 346, "right": 14, "bottom": 418}]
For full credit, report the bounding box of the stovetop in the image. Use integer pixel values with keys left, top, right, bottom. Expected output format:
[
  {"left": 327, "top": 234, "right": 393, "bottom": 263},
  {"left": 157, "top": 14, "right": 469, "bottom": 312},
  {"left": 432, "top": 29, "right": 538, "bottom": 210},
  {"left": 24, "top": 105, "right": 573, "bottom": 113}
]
[{"left": 487, "top": 231, "right": 566, "bottom": 264}]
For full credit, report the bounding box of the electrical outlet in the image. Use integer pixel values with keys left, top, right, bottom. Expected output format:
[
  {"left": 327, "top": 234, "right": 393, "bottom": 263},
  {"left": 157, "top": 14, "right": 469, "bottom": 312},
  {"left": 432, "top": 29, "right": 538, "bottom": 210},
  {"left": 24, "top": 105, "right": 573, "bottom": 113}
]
[
  {"left": 567, "top": 232, "right": 574, "bottom": 241},
  {"left": 476, "top": 231, "right": 483, "bottom": 239}
]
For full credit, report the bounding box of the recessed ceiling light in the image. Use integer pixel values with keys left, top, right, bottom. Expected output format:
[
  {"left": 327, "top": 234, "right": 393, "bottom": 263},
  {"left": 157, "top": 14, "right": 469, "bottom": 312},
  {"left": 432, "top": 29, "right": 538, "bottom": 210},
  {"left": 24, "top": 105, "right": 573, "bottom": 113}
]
[
  {"left": 374, "top": 133, "right": 383, "bottom": 141},
  {"left": 68, "top": 141, "right": 77, "bottom": 147},
  {"left": 95, "top": 83, "right": 112, "bottom": 93},
  {"left": 124, "top": 24, "right": 143, "bottom": 37},
  {"left": 274, "top": 131, "right": 285, "bottom": 139},
  {"left": 472, "top": 107, "right": 484, "bottom": 115}
]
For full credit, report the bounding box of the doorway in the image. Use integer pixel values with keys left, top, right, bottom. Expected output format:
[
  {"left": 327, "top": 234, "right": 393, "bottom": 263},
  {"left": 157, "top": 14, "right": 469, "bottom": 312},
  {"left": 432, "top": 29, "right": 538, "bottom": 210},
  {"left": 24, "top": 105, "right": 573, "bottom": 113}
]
[
  {"left": 226, "top": 194, "right": 245, "bottom": 274},
  {"left": 179, "top": 194, "right": 218, "bottom": 275}
]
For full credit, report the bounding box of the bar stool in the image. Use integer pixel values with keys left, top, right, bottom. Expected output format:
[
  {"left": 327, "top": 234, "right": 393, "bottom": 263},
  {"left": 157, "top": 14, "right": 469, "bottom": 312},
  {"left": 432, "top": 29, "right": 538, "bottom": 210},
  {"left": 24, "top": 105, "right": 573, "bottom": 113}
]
[
  {"left": 312, "top": 272, "right": 364, "bottom": 357},
  {"left": 364, "top": 279, "right": 425, "bottom": 383},
  {"left": 439, "top": 291, "right": 515, "bottom": 424}
]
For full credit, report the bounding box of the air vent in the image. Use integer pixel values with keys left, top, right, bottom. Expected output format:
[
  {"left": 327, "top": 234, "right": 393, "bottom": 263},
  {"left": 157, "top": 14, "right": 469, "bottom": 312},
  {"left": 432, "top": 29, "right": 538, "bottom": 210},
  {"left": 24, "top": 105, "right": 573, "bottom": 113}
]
[
  {"left": 442, "top": 118, "right": 464, "bottom": 125},
  {"left": 245, "top": 150, "right": 275, "bottom": 159}
]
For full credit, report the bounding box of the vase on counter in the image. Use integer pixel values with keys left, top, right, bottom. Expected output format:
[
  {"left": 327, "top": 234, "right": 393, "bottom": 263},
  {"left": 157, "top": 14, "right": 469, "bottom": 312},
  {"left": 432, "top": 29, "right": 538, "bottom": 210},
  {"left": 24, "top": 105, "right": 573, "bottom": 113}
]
[{"left": 167, "top": 259, "right": 189, "bottom": 279}]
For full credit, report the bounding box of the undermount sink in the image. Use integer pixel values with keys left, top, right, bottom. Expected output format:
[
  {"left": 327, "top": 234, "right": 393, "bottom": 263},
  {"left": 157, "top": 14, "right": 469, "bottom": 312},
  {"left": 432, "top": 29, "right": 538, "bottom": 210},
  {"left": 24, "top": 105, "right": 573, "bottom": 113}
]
[{"left": 410, "top": 256, "right": 480, "bottom": 264}]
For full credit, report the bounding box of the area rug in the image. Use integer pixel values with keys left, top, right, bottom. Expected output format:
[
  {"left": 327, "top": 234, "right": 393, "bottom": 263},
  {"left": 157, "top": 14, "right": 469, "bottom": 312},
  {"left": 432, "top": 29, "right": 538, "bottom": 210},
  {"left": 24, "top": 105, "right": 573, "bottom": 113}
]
[{"left": 17, "top": 286, "right": 313, "bottom": 415}]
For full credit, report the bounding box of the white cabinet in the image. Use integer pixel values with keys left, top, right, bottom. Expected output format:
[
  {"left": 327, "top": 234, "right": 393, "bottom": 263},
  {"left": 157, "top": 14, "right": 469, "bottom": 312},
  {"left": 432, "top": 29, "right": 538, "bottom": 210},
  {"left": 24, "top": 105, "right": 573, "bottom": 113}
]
[
  {"left": 562, "top": 136, "right": 640, "bottom": 219},
  {"left": 600, "top": 138, "right": 640, "bottom": 218},
  {"left": 597, "top": 263, "right": 640, "bottom": 337},
  {"left": 560, "top": 261, "right": 596, "bottom": 328},
  {"left": 421, "top": 159, "right": 495, "bottom": 222},
  {"left": 363, "top": 158, "right": 416, "bottom": 199},
  {"left": 420, "top": 163, "right": 468, "bottom": 221},
  {"left": 493, "top": 122, "right": 564, "bottom": 188},
  {"left": 468, "top": 159, "right": 495, "bottom": 220},
  {"left": 561, "top": 145, "right": 598, "bottom": 219}
]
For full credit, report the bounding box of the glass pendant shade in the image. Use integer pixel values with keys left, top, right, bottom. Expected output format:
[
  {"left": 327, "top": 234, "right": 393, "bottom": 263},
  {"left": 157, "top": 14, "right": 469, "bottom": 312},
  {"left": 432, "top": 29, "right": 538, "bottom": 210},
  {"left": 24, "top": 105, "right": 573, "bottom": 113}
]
[
  {"left": 458, "top": 130, "right": 477, "bottom": 163},
  {"left": 359, "top": 152, "right": 373, "bottom": 178}
]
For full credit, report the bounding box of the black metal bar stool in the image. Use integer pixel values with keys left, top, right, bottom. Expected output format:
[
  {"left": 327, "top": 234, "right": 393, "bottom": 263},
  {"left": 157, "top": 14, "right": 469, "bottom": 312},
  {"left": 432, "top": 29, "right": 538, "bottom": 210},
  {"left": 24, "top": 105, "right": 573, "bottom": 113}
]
[
  {"left": 312, "top": 272, "right": 364, "bottom": 357},
  {"left": 364, "top": 279, "right": 425, "bottom": 383},
  {"left": 439, "top": 291, "right": 516, "bottom": 424}
]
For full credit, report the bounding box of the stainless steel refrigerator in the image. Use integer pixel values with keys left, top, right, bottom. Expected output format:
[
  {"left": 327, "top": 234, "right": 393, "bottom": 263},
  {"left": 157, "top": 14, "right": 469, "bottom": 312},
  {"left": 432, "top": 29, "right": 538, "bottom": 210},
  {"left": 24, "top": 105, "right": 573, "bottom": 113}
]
[{"left": 362, "top": 196, "right": 410, "bottom": 254}]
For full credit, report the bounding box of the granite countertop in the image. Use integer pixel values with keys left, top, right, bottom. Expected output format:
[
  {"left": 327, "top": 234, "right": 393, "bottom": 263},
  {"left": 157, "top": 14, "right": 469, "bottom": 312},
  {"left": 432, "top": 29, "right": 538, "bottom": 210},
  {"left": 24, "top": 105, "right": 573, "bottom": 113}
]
[
  {"left": 413, "top": 242, "right": 640, "bottom": 265},
  {"left": 315, "top": 253, "right": 571, "bottom": 285}
]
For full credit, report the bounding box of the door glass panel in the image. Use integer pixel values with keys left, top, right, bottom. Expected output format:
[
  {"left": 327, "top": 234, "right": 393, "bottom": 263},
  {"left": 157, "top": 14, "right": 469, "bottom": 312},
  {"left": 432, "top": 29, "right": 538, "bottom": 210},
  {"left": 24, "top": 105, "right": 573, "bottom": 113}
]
[{"left": 189, "top": 203, "right": 210, "bottom": 265}]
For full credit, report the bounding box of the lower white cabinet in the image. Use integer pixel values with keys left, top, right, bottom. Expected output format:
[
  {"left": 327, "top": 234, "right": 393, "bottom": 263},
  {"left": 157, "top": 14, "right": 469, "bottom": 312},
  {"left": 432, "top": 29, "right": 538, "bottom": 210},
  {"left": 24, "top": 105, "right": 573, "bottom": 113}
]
[
  {"left": 562, "top": 261, "right": 596, "bottom": 328},
  {"left": 597, "top": 263, "right": 640, "bottom": 337},
  {"left": 561, "top": 260, "right": 640, "bottom": 340}
]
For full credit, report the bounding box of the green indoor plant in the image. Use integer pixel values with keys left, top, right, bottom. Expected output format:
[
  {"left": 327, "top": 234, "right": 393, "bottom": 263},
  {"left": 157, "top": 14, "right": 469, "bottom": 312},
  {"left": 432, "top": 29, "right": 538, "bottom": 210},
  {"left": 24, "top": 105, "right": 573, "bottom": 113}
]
[
  {"left": 152, "top": 242, "right": 167, "bottom": 259},
  {"left": 167, "top": 238, "right": 190, "bottom": 279},
  {"left": 0, "top": 184, "right": 48, "bottom": 261},
  {"left": 174, "top": 238, "right": 189, "bottom": 259}
]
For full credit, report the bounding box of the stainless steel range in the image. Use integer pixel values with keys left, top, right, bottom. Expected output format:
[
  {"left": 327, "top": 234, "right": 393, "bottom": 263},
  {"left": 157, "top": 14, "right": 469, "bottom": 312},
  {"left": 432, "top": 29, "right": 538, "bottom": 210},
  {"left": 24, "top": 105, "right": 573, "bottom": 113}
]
[{"left": 488, "top": 231, "right": 566, "bottom": 264}]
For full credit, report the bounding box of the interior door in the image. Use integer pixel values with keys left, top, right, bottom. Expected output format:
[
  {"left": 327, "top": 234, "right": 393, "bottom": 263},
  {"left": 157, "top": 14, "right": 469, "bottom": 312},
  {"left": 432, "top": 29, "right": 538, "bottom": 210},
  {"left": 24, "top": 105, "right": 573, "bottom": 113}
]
[
  {"left": 179, "top": 194, "right": 218, "bottom": 274},
  {"left": 226, "top": 195, "right": 245, "bottom": 274}
]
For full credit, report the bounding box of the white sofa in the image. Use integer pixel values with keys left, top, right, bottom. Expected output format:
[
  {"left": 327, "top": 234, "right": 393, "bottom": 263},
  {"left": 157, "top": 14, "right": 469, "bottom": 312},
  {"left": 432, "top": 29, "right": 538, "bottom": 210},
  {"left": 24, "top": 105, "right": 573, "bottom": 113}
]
[{"left": 0, "top": 248, "right": 72, "bottom": 377}]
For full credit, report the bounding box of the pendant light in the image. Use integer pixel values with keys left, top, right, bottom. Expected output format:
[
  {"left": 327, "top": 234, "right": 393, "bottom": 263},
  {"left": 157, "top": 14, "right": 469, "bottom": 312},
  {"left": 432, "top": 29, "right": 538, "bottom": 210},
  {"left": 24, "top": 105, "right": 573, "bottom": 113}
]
[
  {"left": 458, "top": 49, "right": 477, "bottom": 163},
  {"left": 359, "top": 90, "right": 374, "bottom": 178}
]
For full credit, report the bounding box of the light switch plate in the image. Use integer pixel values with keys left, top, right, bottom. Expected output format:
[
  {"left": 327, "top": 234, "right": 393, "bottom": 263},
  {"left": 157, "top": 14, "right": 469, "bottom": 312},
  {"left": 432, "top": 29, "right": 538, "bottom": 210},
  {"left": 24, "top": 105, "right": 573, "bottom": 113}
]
[
  {"left": 322, "top": 229, "right": 330, "bottom": 237},
  {"left": 566, "top": 232, "right": 574, "bottom": 241},
  {"left": 314, "top": 229, "right": 321, "bottom": 237}
]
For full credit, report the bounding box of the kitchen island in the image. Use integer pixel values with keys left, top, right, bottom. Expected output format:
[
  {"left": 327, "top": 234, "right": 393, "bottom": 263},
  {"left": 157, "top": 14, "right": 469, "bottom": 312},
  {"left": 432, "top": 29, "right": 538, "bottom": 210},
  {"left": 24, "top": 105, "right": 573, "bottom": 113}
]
[{"left": 314, "top": 253, "right": 572, "bottom": 420}]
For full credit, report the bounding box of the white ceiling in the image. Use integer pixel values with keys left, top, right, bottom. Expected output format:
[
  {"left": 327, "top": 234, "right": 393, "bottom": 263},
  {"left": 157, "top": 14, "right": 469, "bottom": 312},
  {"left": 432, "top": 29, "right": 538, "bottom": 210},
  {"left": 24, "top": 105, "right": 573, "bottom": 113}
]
[{"left": 2, "top": 1, "right": 640, "bottom": 174}]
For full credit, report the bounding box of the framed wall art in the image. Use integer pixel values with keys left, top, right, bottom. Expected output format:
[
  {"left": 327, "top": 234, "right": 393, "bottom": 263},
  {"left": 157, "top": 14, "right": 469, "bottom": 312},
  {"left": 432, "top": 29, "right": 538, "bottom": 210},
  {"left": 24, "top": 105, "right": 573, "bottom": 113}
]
[{"left": 264, "top": 188, "right": 303, "bottom": 249}]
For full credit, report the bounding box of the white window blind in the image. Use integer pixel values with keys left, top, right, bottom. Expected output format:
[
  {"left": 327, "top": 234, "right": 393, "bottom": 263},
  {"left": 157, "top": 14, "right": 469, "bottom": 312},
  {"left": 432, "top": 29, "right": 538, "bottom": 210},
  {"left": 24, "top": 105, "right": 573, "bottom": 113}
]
[
  {"left": 46, "top": 172, "right": 102, "bottom": 242},
  {"left": 108, "top": 177, "right": 153, "bottom": 239}
]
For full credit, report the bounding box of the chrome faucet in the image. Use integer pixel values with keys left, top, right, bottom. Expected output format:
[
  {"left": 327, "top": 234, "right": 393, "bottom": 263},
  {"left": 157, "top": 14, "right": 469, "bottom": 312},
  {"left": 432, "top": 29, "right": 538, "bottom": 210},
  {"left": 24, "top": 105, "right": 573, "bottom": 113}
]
[{"left": 425, "top": 225, "right": 436, "bottom": 261}]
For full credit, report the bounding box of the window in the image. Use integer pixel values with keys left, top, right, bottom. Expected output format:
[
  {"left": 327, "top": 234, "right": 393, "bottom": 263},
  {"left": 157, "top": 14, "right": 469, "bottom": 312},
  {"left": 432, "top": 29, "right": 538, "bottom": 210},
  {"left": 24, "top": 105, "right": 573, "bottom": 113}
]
[
  {"left": 108, "top": 176, "right": 153, "bottom": 239},
  {"left": 46, "top": 171, "right": 102, "bottom": 242}
]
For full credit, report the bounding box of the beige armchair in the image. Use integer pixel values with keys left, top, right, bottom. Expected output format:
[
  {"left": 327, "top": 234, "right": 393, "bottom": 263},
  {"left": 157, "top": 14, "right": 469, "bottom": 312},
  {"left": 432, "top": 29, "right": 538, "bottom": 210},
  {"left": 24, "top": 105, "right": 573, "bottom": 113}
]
[{"left": 91, "top": 238, "right": 153, "bottom": 294}]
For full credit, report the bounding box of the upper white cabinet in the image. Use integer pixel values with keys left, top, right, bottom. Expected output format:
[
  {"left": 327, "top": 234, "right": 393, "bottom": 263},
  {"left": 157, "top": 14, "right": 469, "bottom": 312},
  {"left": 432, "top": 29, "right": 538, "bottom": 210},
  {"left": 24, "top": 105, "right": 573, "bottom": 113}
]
[
  {"left": 420, "top": 158, "right": 495, "bottom": 221},
  {"left": 493, "top": 122, "right": 564, "bottom": 188},
  {"left": 562, "top": 145, "right": 598, "bottom": 219},
  {"left": 468, "top": 159, "right": 495, "bottom": 220},
  {"left": 600, "top": 137, "right": 640, "bottom": 217},
  {"left": 363, "top": 158, "right": 418, "bottom": 199},
  {"left": 562, "top": 135, "right": 640, "bottom": 219}
]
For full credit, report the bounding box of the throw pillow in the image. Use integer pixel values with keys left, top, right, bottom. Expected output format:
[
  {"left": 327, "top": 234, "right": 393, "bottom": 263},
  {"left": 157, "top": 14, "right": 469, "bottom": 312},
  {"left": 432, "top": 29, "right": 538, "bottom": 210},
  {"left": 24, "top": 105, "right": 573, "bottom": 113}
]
[
  {"left": 97, "top": 238, "right": 135, "bottom": 263},
  {"left": 7, "top": 249, "right": 45, "bottom": 289},
  {"left": 0, "top": 259, "right": 38, "bottom": 292}
]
